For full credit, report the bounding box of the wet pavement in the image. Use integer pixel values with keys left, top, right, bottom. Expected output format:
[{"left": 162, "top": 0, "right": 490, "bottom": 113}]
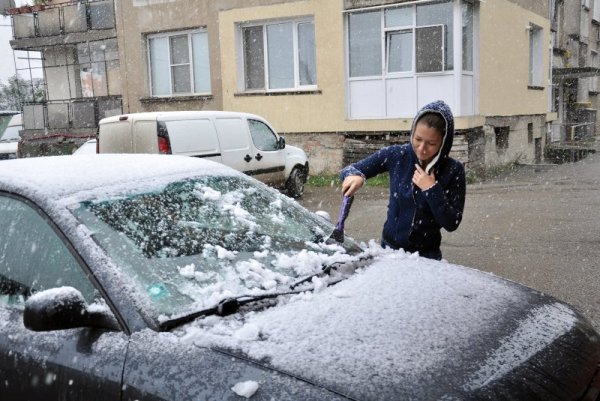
[{"left": 299, "top": 153, "right": 600, "bottom": 330}]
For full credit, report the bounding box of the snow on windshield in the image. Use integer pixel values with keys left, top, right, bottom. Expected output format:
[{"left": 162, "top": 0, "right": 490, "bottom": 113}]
[{"left": 73, "top": 175, "right": 363, "bottom": 319}]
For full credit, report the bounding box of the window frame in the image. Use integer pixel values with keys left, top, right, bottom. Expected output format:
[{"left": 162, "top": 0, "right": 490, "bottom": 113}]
[
  {"left": 147, "top": 28, "right": 212, "bottom": 97},
  {"left": 238, "top": 17, "right": 317, "bottom": 93}
]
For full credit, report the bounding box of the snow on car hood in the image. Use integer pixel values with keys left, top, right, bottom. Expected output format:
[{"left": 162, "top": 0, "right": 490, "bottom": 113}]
[{"left": 180, "top": 248, "right": 599, "bottom": 400}]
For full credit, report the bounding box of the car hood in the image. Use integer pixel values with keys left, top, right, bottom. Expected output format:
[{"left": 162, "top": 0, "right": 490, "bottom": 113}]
[{"left": 184, "top": 251, "right": 600, "bottom": 400}]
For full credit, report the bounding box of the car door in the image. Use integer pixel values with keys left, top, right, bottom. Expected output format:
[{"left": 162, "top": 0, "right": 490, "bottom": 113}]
[
  {"left": 0, "top": 194, "right": 128, "bottom": 401},
  {"left": 246, "top": 118, "right": 286, "bottom": 185}
]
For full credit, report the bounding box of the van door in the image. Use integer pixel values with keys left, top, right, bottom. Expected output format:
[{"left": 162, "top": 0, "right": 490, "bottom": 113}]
[
  {"left": 213, "top": 117, "right": 255, "bottom": 173},
  {"left": 162, "top": 119, "right": 222, "bottom": 162},
  {"left": 246, "top": 118, "right": 286, "bottom": 185}
]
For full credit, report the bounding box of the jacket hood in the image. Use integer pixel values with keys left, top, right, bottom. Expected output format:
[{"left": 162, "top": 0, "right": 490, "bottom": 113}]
[
  {"left": 410, "top": 100, "right": 455, "bottom": 174},
  {"left": 191, "top": 252, "right": 600, "bottom": 401}
]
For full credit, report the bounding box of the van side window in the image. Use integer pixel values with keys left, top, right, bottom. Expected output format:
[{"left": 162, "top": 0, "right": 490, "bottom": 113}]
[{"left": 248, "top": 119, "right": 278, "bottom": 151}]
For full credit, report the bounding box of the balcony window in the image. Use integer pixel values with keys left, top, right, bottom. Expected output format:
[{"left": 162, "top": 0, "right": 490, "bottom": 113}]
[
  {"left": 63, "top": 3, "right": 88, "bottom": 34},
  {"left": 89, "top": 0, "right": 115, "bottom": 30},
  {"left": 37, "top": 8, "right": 61, "bottom": 36},
  {"left": 148, "top": 29, "right": 211, "bottom": 96},
  {"left": 13, "top": 14, "right": 35, "bottom": 39}
]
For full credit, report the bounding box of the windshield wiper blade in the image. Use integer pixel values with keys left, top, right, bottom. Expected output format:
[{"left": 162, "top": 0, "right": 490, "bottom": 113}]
[{"left": 159, "top": 290, "right": 298, "bottom": 331}]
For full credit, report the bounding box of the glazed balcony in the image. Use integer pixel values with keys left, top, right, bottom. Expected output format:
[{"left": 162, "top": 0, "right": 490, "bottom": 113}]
[{"left": 11, "top": 0, "right": 115, "bottom": 50}]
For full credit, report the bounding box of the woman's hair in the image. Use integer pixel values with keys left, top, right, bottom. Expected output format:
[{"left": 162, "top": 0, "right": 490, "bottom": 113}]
[{"left": 417, "top": 112, "right": 446, "bottom": 136}]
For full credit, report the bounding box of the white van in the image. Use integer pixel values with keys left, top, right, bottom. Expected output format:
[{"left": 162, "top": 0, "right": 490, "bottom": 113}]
[
  {"left": 98, "top": 111, "right": 309, "bottom": 197},
  {"left": 0, "top": 113, "right": 23, "bottom": 160}
]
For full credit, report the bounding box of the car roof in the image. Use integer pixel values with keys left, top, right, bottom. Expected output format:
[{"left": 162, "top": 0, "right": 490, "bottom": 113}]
[
  {"left": 99, "top": 110, "right": 265, "bottom": 124},
  {"left": 0, "top": 154, "right": 237, "bottom": 203}
]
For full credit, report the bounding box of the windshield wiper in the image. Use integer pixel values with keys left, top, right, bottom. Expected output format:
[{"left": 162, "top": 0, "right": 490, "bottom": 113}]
[
  {"left": 159, "top": 290, "right": 299, "bottom": 331},
  {"left": 290, "top": 255, "right": 373, "bottom": 290}
]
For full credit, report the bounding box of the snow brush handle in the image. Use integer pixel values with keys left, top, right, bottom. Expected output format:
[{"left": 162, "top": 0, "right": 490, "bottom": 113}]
[{"left": 336, "top": 195, "right": 354, "bottom": 232}]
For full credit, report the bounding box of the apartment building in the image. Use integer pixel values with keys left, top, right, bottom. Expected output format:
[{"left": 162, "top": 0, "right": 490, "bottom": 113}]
[
  {"left": 8, "top": 0, "right": 559, "bottom": 173},
  {"left": 549, "top": 0, "right": 600, "bottom": 161}
]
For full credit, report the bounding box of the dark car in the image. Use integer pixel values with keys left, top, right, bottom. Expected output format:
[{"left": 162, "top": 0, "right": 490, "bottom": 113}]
[{"left": 1, "top": 154, "right": 599, "bottom": 401}]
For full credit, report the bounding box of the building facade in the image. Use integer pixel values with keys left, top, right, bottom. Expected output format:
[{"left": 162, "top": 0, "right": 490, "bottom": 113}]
[{"left": 9, "top": 0, "right": 567, "bottom": 173}]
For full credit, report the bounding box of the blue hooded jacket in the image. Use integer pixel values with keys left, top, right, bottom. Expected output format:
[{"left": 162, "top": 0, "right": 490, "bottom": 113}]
[{"left": 340, "top": 100, "right": 466, "bottom": 255}]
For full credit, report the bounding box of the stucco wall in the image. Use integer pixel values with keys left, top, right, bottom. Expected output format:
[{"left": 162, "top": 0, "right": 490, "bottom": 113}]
[{"left": 478, "top": 0, "right": 550, "bottom": 117}]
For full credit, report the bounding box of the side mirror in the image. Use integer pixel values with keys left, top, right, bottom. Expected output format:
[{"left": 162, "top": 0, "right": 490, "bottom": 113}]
[
  {"left": 24, "top": 286, "right": 120, "bottom": 332},
  {"left": 278, "top": 136, "right": 286, "bottom": 149}
]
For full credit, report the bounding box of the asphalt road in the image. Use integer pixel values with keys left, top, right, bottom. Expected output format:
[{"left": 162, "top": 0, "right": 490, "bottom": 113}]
[{"left": 299, "top": 153, "right": 600, "bottom": 330}]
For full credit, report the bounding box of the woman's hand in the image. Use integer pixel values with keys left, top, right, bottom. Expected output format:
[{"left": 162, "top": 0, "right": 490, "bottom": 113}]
[
  {"left": 412, "top": 164, "right": 436, "bottom": 190},
  {"left": 341, "top": 175, "right": 365, "bottom": 197}
]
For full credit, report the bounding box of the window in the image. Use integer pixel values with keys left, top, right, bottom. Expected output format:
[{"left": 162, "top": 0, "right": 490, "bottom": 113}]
[
  {"left": 528, "top": 23, "right": 543, "bottom": 87},
  {"left": 462, "top": 1, "right": 474, "bottom": 71},
  {"left": 349, "top": 1, "right": 455, "bottom": 78},
  {"left": 248, "top": 119, "right": 278, "bottom": 151},
  {"left": 78, "top": 38, "right": 121, "bottom": 98},
  {"left": 0, "top": 195, "right": 96, "bottom": 307},
  {"left": 148, "top": 29, "right": 211, "bottom": 96},
  {"left": 528, "top": 122, "right": 533, "bottom": 144},
  {"left": 241, "top": 19, "right": 316, "bottom": 91},
  {"left": 594, "top": 0, "right": 600, "bottom": 23}
]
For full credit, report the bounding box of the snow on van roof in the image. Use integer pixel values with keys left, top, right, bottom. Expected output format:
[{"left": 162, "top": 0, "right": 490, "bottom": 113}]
[
  {"left": 0, "top": 154, "right": 236, "bottom": 202},
  {"left": 99, "top": 110, "right": 265, "bottom": 124}
]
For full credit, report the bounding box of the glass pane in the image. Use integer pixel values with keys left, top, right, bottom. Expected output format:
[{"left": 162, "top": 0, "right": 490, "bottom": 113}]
[
  {"left": 267, "top": 22, "right": 294, "bottom": 89},
  {"left": 92, "top": 62, "right": 108, "bottom": 97},
  {"left": 388, "top": 31, "right": 412, "bottom": 72},
  {"left": 38, "top": 8, "right": 61, "bottom": 36},
  {"left": 89, "top": 0, "right": 115, "bottom": 30},
  {"left": 417, "top": 1, "right": 453, "bottom": 70},
  {"left": 149, "top": 37, "right": 170, "bottom": 96},
  {"left": 72, "top": 100, "right": 96, "bottom": 128},
  {"left": 170, "top": 35, "right": 189, "bottom": 65},
  {"left": 107, "top": 60, "right": 121, "bottom": 95},
  {"left": 243, "top": 26, "right": 265, "bottom": 90},
  {"left": 77, "top": 43, "right": 90, "bottom": 64},
  {"left": 47, "top": 102, "right": 69, "bottom": 129},
  {"left": 248, "top": 119, "right": 278, "bottom": 151},
  {"left": 462, "top": 2, "right": 473, "bottom": 71},
  {"left": 172, "top": 65, "right": 191, "bottom": 93},
  {"left": 416, "top": 26, "right": 443, "bottom": 73},
  {"left": 98, "top": 97, "right": 122, "bottom": 119},
  {"left": 0, "top": 197, "right": 95, "bottom": 305},
  {"left": 192, "top": 32, "right": 211, "bottom": 93},
  {"left": 88, "top": 38, "right": 119, "bottom": 61},
  {"left": 385, "top": 6, "right": 412, "bottom": 27},
  {"left": 63, "top": 3, "right": 88, "bottom": 33},
  {"left": 298, "top": 22, "right": 316, "bottom": 86},
  {"left": 349, "top": 11, "right": 382, "bottom": 77}
]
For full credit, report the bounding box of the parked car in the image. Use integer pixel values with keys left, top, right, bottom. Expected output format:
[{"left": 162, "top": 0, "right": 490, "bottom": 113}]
[
  {"left": 0, "top": 154, "right": 599, "bottom": 401},
  {"left": 0, "top": 113, "right": 22, "bottom": 160},
  {"left": 98, "top": 111, "right": 309, "bottom": 197},
  {"left": 72, "top": 138, "right": 97, "bottom": 155}
]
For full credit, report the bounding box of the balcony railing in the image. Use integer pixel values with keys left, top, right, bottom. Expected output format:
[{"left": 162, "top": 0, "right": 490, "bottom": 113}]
[
  {"left": 12, "top": 0, "right": 115, "bottom": 40},
  {"left": 22, "top": 96, "right": 122, "bottom": 131}
]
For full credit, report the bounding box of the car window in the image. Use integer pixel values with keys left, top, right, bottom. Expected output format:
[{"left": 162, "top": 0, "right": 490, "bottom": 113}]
[
  {"left": 72, "top": 175, "right": 360, "bottom": 317},
  {"left": 0, "top": 196, "right": 96, "bottom": 308},
  {"left": 0, "top": 125, "right": 22, "bottom": 141},
  {"left": 248, "top": 119, "right": 278, "bottom": 151}
]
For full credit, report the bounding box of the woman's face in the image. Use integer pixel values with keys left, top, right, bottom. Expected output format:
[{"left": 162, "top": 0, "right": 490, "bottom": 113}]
[{"left": 411, "top": 121, "right": 443, "bottom": 166}]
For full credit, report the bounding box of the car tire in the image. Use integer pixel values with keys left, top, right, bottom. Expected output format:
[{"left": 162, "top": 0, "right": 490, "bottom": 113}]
[{"left": 286, "top": 167, "right": 305, "bottom": 198}]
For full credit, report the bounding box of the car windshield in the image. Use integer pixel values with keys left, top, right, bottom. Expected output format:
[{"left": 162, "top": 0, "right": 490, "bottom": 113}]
[
  {"left": 72, "top": 175, "right": 362, "bottom": 321},
  {"left": 0, "top": 125, "right": 21, "bottom": 142}
]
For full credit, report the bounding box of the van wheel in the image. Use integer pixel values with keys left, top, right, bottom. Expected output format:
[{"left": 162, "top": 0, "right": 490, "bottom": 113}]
[{"left": 286, "top": 167, "right": 305, "bottom": 198}]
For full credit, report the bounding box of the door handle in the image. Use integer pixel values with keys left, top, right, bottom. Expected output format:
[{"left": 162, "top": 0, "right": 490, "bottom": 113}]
[
  {"left": 255, "top": 153, "right": 263, "bottom": 161},
  {"left": 244, "top": 154, "right": 252, "bottom": 162}
]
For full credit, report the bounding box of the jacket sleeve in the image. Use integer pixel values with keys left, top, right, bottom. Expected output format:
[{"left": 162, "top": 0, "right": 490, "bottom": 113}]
[
  {"left": 422, "top": 162, "right": 466, "bottom": 232},
  {"left": 339, "top": 147, "right": 394, "bottom": 181}
]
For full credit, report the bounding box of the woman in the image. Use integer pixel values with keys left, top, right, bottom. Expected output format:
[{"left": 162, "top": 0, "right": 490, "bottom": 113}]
[{"left": 340, "top": 100, "right": 466, "bottom": 260}]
